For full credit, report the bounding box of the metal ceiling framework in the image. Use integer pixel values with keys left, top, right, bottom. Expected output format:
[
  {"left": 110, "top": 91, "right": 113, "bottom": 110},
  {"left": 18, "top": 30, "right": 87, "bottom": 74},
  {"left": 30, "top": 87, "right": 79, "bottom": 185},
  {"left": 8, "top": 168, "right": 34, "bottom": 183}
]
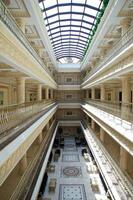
[{"left": 39, "top": 0, "right": 102, "bottom": 63}]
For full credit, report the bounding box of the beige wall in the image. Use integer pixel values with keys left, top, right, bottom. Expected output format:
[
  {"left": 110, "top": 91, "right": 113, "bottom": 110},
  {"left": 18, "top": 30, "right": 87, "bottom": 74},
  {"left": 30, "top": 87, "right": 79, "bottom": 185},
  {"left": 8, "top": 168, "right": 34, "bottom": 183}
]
[
  {"left": 127, "top": 153, "right": 133, "bottom": 179},
  {"left": 57, "top": 72, "right": 81, "bottom": 85},
  {"left": 56, "top": 90, "right": 81, "bottom": 101},
  {"left": 56, "top": 108, "right": 81, "bottom": 120},
  {"left": 104, "top": 133, "right": 120, "bottom": 165}
]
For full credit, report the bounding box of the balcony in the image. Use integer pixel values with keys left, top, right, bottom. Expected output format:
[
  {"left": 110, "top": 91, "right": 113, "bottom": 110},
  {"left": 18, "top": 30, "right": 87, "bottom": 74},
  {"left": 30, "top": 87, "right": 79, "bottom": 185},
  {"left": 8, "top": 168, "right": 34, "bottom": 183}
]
[
  {"left": 0, "top": 100, "right": 56, "bottom": 149},
  {"left": 82, "top": 25, "right": 133, "bottom": 86},
  {"left": 0, "top": 1, "right": 56, "bottom": 87},
  {"left": 81, "top": 100, "right": 133, "bottom": 142}
]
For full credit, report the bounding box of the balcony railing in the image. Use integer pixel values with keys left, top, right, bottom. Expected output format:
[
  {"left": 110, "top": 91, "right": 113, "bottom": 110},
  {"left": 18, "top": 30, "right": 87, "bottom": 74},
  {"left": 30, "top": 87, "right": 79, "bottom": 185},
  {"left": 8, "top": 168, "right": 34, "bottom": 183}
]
[
  {"left": 9, "top": 120, "right": 56, "bottom": 200},
  {"left": 0, "top": 100, "right": 55, "bottom": 136},
  {"left": 83, "top": 25, "right": 133, "bottom": 83},
  {"left": 84, "top": 99, "right": 133, "bottom": 124},
  {"left": 0, "top": 1, "right": 53, "bottom": 79}
]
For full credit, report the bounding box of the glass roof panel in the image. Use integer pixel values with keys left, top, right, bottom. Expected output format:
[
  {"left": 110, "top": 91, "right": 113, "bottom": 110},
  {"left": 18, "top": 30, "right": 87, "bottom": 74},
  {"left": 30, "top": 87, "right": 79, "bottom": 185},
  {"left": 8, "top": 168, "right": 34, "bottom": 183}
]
[{"left": 39, "top": 0, "right": 102, "bottom": 63}]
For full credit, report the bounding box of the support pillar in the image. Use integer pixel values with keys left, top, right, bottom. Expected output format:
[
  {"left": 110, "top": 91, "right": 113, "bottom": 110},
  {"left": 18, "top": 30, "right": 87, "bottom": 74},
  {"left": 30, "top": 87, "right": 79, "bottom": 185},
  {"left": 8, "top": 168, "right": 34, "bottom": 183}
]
[
  {"left": 100, "top": 128, "right": 105, "bottom": 143},
  {"left": 8, "top": 84, "right": 12, "bottom": 105},
  {"left": 50, "top": 89, "right": 53, "bottom": 99},
  {"left": 37, "top": 84, "right": 42, "bottom": 101},
  {"left": 19, "top": 153, "right": 27, "bottom": 174},
  {"left": 121, "top": 76, "right": 130, "bottom": 119},
  {"left": 16, "top": 77, "right": 25, "bottom": 104},
  {"left": 91, "top": 120, "right": 95, "bottom": 130},
  {"left": 91, "top": 88, "right": 95, "bottom": 100},
  {"left": 121, "top": 77, "right": 130, "bottom": 104},
  {"left": 111, "top": 88, "right": 116, "bottom": 103},
  {"left": 45, "top": 87, "right": 49, "bottom": 100},
  {"left": 120, "top": 147, "right": 128, "bottom": 171},
  {"left": 100, "top": 85, "right": 105, "bottom": 101}
]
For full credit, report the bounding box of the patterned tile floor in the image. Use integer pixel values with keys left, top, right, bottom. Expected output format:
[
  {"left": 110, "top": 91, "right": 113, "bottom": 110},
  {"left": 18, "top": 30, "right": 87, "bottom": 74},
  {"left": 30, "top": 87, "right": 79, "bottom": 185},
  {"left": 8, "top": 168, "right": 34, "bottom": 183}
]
[
  {"left": 43, "top": 137, "right": 107, "bottom": 200},
  {"left": 59, "top": 184, "right": 87, "bottom": 200},
  {"left": 61, "top": 166, "right": 82, "bottom": 178},
  {"left": 62, "top": 154, "right": 79, "bottom": 162}
]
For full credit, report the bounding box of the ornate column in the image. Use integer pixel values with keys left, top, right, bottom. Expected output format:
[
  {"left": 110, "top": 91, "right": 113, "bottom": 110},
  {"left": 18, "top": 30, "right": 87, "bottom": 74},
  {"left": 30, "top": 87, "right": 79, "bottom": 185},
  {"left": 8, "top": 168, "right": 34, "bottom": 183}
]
[
  {"left": 91, "top": 88, "right": 95, "bottom": 100},
  {"left": 37, "top": 84, "right": 42, "bottom": 101},
  {"left": 100, "top": 84, "right": 105, "bottom": 101},
  {"left": 16, "top": 77, "right": 25, "bottom": 104},
  {"left": 121, "top": 76, "right": 130, "bottom": 119},
  {"left": 50, "top": 89, "right": 54, "bottom": 99},
  {"left": 120, "top": 147, "right": 128, "bottom": 171},
  {"left": 91, "top": 120, "right": 95, "bottom": 130},
  {"left": 45, "top": 87, "right": 49, "bottom": 100},
  {"left": 8, "top": 84, "right": 12, "bottom": 105},
  {"left": 100, "top": 127, "right": 105, "bottom": 143},
  {"left": 121, "top": 76, "right": 130, "bottom": 104}
]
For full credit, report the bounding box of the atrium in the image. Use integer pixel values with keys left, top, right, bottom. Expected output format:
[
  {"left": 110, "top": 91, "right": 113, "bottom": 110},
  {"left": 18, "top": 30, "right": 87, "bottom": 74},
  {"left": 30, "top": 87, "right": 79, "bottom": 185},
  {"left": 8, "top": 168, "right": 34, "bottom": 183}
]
[{"left": 0, "top": 0, "right": 133, "bottom": 200}]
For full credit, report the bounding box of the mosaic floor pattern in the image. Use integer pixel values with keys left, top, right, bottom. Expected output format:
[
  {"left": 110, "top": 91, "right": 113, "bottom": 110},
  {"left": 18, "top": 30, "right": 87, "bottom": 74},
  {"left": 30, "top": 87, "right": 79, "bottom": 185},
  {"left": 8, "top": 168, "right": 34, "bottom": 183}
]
[
  {"left": 61, "top": 166, "right": 82, "bottom": 177},
  {"left": 62, "top": 154, "right": 79, "bottom": 162},
  {"left": 59, "top": 184, "right": 87, "bottom": 200}
]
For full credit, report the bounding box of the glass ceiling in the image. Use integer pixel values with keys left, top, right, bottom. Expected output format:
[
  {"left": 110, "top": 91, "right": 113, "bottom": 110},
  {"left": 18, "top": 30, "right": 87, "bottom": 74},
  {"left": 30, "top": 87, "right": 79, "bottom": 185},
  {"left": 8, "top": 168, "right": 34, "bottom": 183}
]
[{"left": 39, "top": 0, "right": 103, "bottom": 64}]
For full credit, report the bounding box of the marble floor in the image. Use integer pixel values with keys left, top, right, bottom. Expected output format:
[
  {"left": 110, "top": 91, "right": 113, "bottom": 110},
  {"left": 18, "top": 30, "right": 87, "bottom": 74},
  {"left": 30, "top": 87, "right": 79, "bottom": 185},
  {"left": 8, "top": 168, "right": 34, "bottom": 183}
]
[{"left": 42, "top": 137, "right": 108, "bottom": 200}]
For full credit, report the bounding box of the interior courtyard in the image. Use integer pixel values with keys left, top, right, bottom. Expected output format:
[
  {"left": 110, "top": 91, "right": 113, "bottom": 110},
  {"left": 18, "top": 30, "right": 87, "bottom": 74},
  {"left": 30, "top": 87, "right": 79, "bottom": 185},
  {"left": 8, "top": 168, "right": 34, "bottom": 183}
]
[{"left": 0, "top": 0, "right": 133, "bottom": 200}]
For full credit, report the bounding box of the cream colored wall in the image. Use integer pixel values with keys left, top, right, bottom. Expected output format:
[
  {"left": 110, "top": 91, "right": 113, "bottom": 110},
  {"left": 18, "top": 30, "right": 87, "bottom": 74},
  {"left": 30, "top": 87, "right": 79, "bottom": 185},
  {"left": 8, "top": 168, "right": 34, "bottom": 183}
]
[
  {"left": 57, "top": 72, "right": 81, "bottom": 85},
  {"left": 104, "top": 133, "right": 120, "bottom": 165},
  {"left": 0, "top": 86, "right": 8, "bottom": 105},
  {"left": 56, "top": 108, "right": 81, "bottom": 120},
  {"left": 61, "top": 126, "right": 79, "bottom": 137},
  {"left": 56, "top": 90, "right": 81, "bottom": 101},
  {"left": 127, "top": 153, "right": 133, "bottom": 179}
]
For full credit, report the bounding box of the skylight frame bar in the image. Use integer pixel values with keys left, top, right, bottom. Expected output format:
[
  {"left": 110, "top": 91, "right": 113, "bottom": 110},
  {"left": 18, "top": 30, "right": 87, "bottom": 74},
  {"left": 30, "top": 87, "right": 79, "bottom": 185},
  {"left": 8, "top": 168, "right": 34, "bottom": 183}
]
[
  {"left": 52, "top": 33, "right": 88, "bottom": 41},
  {"left": 53, "top": 44, "right": 85, "bottom": 50},
  {"left": 54, "top": 46, "right": 84, "bottom": 53},
  {"left": 45, "top": 18, "right": 94, "bottom": 28},
  {"left": 57, "top": 55, "right": 82, "bottom": 60},
  {"left": 51, "top": 37, "right": 87, "bottom": 45},
  {"left": 42, "top": 1, "right": 55, "bottom": 49},
  {"left": 83, "top": 0, "right": 103, "bottom": 58},
  {"left": 43, "top": 3, "right": 100, "bottom": 12},
  {"left": 55, "top": 47, "right": 84, "bottom": 54},
  {"left": 70, "top": 0, "right": 73, "bottom": 58},
  {"left": 75, "top": 0, "right": 87, "bottom": 58},
  {"left": 56, "top": 53, "right": 83, "bottom": 58},
  {"left": 47, "top": 24, "right": 91, "bottom": 32},
  {"left": 44, "top": 11, "right": 96, "bottom": 21},
  {"left": 52, "top": 41, "right": 86, "bottom": 48},
  {"left": 49, "top": 29, "right": 91, "bottom": 37},
  {"left": 55, "top": 50, "right": 84, "bottom": 56},
  {"left": 55, "top": 0, "right": 63, "bottom": 54}
]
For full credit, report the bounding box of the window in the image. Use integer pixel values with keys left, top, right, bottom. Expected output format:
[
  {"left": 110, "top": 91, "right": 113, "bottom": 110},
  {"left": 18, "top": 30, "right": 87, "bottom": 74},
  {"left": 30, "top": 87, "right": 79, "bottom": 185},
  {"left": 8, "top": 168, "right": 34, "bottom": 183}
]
[
  {"left": 66, "top": 111, "right": 72, "bottom": 116},
  {"left": 66, "top": 94, "right": 72, "bottom": 99},
  {"left": 0, "top": 91, "right": 4, "bottom": 105},
  {"left": 66, "top": 77, "right": 72, "bottom": 83}
]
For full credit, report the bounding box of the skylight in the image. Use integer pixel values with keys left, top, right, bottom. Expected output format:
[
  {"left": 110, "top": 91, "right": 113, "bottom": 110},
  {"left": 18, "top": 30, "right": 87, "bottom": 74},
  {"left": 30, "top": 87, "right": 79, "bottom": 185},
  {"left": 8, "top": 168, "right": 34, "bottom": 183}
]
[{"left": 39, "top": 0, "right": 103, "bottom": 63}]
